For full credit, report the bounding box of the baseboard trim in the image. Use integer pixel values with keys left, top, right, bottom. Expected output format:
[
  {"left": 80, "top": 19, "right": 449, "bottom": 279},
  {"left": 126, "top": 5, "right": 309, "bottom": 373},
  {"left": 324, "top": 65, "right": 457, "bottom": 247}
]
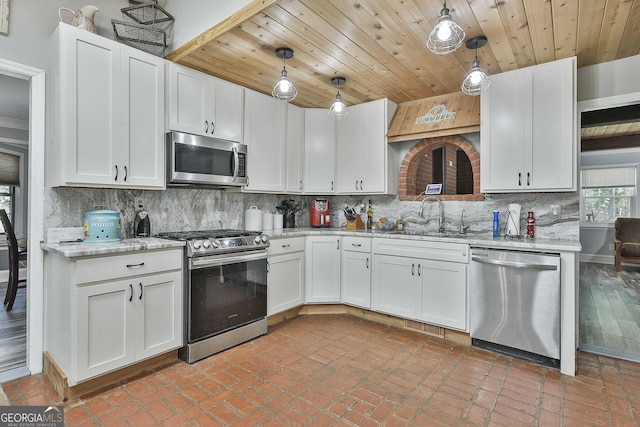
[
  {"left": 43, "top": 350, "right": 179, "bottom": 401},
  {"left": 269, "top": 304, "right": 471, "bottom": 346},
  {"left": 579, "top": 254, "right": 613, "bottom": 264}
]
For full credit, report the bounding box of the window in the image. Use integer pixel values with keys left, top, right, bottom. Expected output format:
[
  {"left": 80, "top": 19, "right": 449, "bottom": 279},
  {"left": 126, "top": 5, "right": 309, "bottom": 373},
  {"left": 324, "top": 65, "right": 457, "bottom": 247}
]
[
  {"left": 0, "top": 185, "right": 15, "bottom": 234},
  {"left": 581, "top": 166, "right": 636, "bottom": 224}
]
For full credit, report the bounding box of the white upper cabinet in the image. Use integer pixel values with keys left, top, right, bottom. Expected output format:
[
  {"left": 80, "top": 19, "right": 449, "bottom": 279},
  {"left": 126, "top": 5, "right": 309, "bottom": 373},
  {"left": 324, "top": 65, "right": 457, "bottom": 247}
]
[
  {"left": 243, "top": 89, "right": 287, "bottom": 192},
  {"left": 304, "top": 109, "right": 336, "bottom": 194},
  {"left": 286, "top": 104, "right": 305, "bottom": 193},
  {"left": 481, "top": 57, "right": 576, "bottom": 192},
  {"left": 336, "top": 99, "right": 398, "bottom": 194},
  {"left": 48, "top": 23, "right": 165, "bottom": 189},
  {"left": 168, "top": 63, "right": 244, "bottom": 142}
]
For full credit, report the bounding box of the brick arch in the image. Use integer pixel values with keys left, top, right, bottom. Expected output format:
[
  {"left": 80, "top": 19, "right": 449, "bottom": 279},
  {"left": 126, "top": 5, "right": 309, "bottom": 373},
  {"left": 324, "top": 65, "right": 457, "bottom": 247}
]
[{"left": 399, "top": 135, "right": 484, "bottom": 201}]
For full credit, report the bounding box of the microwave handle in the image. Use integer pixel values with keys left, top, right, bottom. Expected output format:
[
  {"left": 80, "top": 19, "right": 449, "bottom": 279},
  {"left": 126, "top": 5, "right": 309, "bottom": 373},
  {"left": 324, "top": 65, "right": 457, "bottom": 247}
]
[{"left": 232, "top": 146, "right": 239, "bottom": 182}]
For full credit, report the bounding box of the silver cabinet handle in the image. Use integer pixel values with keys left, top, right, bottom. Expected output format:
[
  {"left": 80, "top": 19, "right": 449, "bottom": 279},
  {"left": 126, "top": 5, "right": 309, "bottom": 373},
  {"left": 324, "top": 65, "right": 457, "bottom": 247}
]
[
  {"left": 139, "top": 283, "right": 143, "bottom": 300},
  {"left": 299, "top": 180, "right": 303, "bottom": 190},
  {"left": 471, "top": 256, "right": 558, "bottom": 270},
  {"left": 129, "top": 284, "right": 133, "bottom": 302}
]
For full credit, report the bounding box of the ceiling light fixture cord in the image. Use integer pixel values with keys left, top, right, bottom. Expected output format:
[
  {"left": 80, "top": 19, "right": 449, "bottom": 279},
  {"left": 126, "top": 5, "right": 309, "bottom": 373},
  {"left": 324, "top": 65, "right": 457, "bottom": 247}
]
[
  {"left": 461, "top": 36, "right": 491, "bottom": 96},
  {"left": 426, "top": 0, "right": 465, "bottom": 55},
  {"left": 272, "top": 47, "right": 298, "bottom": 102},
  {"left": 329, "top": 77, "right": 349, "bottom": 119}
]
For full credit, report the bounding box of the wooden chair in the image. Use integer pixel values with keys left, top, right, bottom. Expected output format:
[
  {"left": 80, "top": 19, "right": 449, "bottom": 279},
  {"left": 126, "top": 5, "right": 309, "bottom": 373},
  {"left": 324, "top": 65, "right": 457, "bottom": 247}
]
[
  {"left": 614, "top": 217, "right": 640, "bottom": 272},
  {"left": 0, "top": 209, "right": 27, "bottom": 311}
]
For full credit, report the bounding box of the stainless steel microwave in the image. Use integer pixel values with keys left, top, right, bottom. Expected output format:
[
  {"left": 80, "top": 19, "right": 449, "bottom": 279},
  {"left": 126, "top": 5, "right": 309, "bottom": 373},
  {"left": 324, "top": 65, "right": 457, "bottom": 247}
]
[{"left": 166, "top": 131, "right": 247, "bottom": 187}]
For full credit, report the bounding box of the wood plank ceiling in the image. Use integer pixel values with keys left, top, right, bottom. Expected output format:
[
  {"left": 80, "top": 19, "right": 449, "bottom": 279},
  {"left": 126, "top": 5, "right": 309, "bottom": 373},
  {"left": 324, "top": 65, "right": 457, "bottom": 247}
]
[{"left": 167, "top": 0, "right": 640, "bottom": 110}]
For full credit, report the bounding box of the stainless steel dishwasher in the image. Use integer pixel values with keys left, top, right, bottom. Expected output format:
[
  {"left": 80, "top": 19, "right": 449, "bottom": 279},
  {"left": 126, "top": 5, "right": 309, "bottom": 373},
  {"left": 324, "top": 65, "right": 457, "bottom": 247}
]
[{"left": 469, "top": 248, "right": 561, "bottom": 367}]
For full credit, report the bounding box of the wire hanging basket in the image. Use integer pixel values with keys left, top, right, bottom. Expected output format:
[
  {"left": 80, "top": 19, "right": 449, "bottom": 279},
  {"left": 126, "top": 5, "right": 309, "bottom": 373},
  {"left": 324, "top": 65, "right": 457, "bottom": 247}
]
[
  {"left": 112, "top": 19, "right": 167, "bottom": 57},
  {"left": 121, "top": 2, "right": 174, "bottom": 39}
]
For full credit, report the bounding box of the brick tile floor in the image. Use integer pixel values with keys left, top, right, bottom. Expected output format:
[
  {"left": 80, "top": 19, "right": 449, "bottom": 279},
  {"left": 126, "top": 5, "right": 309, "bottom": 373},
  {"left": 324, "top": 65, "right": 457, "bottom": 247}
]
[{"left": 3, "top": 314, "right": 640, "bottom": 426}]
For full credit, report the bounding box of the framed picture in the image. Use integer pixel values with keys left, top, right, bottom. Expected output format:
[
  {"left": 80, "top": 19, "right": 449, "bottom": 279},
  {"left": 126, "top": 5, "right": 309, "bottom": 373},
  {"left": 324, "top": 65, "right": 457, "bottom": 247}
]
[{"left": 0, "top": 0, "right": 8, "bottom": 35}]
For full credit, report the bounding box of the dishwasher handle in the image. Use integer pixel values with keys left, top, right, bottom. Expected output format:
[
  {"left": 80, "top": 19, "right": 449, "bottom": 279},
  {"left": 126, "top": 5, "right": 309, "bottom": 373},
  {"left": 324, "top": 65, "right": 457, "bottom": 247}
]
[{"left": 471, "top": 256, "right": 558, "bottom": 271}]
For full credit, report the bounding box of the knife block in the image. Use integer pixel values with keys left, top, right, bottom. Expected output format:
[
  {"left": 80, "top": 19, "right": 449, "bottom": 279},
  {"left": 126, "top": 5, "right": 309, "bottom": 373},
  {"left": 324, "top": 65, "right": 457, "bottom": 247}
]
[{"left": 346, "top": 215, "right": 365, "bottom": 230}]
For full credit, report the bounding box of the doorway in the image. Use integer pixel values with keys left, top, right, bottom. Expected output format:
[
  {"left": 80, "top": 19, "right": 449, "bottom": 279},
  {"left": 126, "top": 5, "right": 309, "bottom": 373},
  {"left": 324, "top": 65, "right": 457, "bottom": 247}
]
[
  {"left": 0, "top": 59, "right": 45, "bottom": 380},
  {"left": 578, "top": 94, "right": 640, "bottom": 363}
]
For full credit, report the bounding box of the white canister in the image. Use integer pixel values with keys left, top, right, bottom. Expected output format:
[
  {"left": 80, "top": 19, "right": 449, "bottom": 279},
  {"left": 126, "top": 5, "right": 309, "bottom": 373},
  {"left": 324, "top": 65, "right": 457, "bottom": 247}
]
[
  {"left": 273, "top": 213, "right": 284, "bottom": 231},
  {"left": 245, "top": 206, "right": 263, "bottom": 231},
  {"left": 262, "top": 212, "right": 274, "bottom": 230}
]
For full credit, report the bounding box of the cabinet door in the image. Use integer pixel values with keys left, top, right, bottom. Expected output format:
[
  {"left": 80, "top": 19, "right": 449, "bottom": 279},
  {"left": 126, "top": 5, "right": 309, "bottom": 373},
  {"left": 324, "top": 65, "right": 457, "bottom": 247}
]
[
  {"left": 121, "top": 46, "right": 165, "bottom": 188},
  {"left": 135, "top": 271, "right": 183, "bottom": 360},
  {"left": 243, "top": 90, "right": 286, "bottom": 192},
  {"left": 418, "top": 260, "right": 467, "bottom": 330},
  {"left": 341, "top": 250, "right": 371, "bottom": 308},
  {"left": 304, "top": 109, "right": 335, "bottom": 194},
  {"left": 480, "top": 69, "right": 526, "bottom": 192},
  {"left": 371, "top": 254, "right": 418, "bottom": 319},
  {"left": 212, "top": 78, "right": 244, "bottom": 142},
  {"left": 305, "top": 236, "right": 341, "bottom": 303},
  {"left": 76, "top": 279, "right": 135, "bottom": 381},
  {"left": 335, "top": 107, "right": 360, "bottom": 193},
  {"left": 286, "top": 104, "right": 305, "bottom": 193},
  {"left": 267, "top": 251, "right": 305, "bottom": 315},
  {"left": 169, "top": 63, "right": 208, "bottom": 136},
  {"left": 358, "top": 100, "right": 388, "bottom": 193},
  {"left": 61, "top": 27, "right": 120, "bottom": 186},
  {"left": 527, "top": 58, "right": 575, "bottom": 190}
]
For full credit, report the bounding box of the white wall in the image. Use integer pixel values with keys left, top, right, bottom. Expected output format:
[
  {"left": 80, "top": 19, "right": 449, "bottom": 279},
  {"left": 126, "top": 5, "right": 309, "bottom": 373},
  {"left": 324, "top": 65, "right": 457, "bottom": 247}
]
[{"left": 578, "top": 54, "right": 640, "bottom": 102}]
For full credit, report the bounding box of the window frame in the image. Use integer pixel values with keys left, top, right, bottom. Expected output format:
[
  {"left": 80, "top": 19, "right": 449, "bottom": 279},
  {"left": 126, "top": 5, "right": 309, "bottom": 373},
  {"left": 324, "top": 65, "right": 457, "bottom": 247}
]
[{"left": 580, "top": 163, "right": 638, "bottom": 228}]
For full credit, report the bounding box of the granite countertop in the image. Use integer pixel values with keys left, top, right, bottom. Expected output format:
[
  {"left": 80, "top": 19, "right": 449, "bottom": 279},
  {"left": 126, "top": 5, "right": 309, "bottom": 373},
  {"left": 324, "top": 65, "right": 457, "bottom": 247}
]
[
  {"left": 266, "top": 227, "right": 582, "bottom": 252},
  {"left": 41, "top": 237, "right": 186, "bottom": 258}
]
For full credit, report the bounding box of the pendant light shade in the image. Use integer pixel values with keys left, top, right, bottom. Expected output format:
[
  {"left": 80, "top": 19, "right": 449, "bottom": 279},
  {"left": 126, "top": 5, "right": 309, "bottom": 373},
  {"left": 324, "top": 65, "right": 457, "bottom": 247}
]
[
  {"left": 329, "top": 77, "right": 349, "bottom": 119},
  {"left": 461, "top": 36, "right": 491, "bottom": 96},
  {"left": 272, "top": 47, "right": 297, "bottom": 102},
  {"left": 427, "top": 1, "right": 465, "bottom": 55}
]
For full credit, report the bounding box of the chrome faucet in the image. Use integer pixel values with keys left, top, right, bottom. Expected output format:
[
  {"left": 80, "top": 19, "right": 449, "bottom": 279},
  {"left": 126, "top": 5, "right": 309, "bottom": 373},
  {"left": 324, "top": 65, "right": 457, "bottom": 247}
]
[
  {"left": 419, "top": 195, "right": 444, "bottom": 233},
  {"left": 460, "top": 209, "right": 469, "bottom": 234}
]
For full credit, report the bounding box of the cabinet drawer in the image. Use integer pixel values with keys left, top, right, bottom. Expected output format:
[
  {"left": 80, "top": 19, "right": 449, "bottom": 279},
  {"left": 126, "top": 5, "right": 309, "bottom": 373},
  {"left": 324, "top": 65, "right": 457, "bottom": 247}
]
[
  {"left": 268, "top": 237, "right": 305, "bottom": 256},
  {"left": 342, "top": 236, "right": 371, "bottom": 253},
  {"left": 76, "top": 249, "right": 182, "bottom": 284},
  {"left": 373, "top": 238, "right": 468, "bottom": 263}
]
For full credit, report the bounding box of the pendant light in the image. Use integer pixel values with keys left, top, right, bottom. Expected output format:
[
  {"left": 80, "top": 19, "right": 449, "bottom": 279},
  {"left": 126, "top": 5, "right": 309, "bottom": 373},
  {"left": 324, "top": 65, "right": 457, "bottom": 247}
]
[
  {"left": 329, "top": 77, "right": 348, "bottom": 119},
  {"left": 426, "top": 0, "right": 465, "bottom": 55},
  {"left": 272, "top": 47, "right": 297, "bottom": 102},
  {"left": 461, "top": 36, "right": 491, "bottom": 96}
]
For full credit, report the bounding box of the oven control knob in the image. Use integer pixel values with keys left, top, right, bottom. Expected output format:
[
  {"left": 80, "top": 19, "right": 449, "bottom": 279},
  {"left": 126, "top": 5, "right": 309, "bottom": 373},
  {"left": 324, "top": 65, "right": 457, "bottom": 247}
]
[
  {"left": 254, "top": 236, "right": 261, "bottom": 244},
  {"left": 211, "top": 240, "right": 220, "bottom": 248},
  {"left": 193, "top": 240, "right": 203, "bottom": 250},
  {"left": 202, "top": 240, "right": 212, "bottom": 249},
  {"left": 261, "top": 235, "right": 268, "bottom": 244}
]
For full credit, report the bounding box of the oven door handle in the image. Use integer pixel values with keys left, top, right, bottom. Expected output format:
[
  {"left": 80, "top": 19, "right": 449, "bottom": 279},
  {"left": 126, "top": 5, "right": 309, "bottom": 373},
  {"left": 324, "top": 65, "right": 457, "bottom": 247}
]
[{"left": 189, "top": 251, "right": 267, "bottom": 269}]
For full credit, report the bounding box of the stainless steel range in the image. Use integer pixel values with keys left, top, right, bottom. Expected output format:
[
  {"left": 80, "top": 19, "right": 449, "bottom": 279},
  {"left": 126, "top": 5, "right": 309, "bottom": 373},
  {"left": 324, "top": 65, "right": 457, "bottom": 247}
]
[{"left": 156, "top": 229, "right": 269, "bottom": 363}]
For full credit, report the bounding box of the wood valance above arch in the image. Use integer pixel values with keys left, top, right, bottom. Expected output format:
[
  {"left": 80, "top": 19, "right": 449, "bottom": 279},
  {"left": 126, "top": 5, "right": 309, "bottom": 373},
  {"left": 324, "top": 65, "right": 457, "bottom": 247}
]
[{"left": 387, "top": 92, "right": 480, "bottom": 143}]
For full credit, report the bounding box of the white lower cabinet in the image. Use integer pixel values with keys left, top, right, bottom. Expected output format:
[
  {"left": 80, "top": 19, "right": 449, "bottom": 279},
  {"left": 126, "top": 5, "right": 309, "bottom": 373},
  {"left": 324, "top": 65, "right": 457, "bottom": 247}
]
[
  {"left": 372, "top": 238, "right": 468, "bottom": 330},
  {"left": 305, "top": 236, "right": 341, "bottom": 303},
  {"left": 341, "top": 236, "right": 372, "bottom": 308},
  {"left": 267, "top": 237, "right": 305, "bottom": 315},
  {"left": 45, "top": 249, "right": 183, "bottom": 386}
]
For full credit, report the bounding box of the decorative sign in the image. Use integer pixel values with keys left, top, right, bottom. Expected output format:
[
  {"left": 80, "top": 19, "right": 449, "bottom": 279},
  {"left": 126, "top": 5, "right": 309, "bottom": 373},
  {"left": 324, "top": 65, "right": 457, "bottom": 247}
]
[{"left": 415, "top": 104, "right": 456, "bottom": 125}]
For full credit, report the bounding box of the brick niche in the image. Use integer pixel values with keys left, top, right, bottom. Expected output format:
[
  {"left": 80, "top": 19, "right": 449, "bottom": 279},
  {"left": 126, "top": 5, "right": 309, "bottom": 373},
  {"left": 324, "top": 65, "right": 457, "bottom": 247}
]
[{"left": 399, "top": 135, "right": 483, "bottom": 201}]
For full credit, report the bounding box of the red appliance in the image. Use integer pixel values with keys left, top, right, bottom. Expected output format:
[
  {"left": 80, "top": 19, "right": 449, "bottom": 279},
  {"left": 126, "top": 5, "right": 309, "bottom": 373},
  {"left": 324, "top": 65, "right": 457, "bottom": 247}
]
[{"left": 310, "top": 199, "right": 331, "bottom": 228}]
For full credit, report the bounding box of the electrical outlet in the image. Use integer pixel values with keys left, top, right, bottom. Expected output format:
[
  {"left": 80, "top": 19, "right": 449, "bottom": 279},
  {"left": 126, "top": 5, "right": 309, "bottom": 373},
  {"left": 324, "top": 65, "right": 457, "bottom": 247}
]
[
  {"left": 609, "top": 244, "right": 614, "bottom": 251},
  {"left": 550, "top": 204, "right": 561, "bottom": 219},
  {"left": 135, "top": 198, "right": 144, "bottom": 208}
]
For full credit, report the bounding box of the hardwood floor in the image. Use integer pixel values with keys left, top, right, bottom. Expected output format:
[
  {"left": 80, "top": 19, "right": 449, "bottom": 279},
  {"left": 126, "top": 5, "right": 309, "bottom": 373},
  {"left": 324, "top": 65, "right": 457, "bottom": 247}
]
[
  {"left": 0, "top": 282, "right": 27, "bottom": 377},
  {"left": 580, "top": 262, "right": 640, "bottom": 362}
]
